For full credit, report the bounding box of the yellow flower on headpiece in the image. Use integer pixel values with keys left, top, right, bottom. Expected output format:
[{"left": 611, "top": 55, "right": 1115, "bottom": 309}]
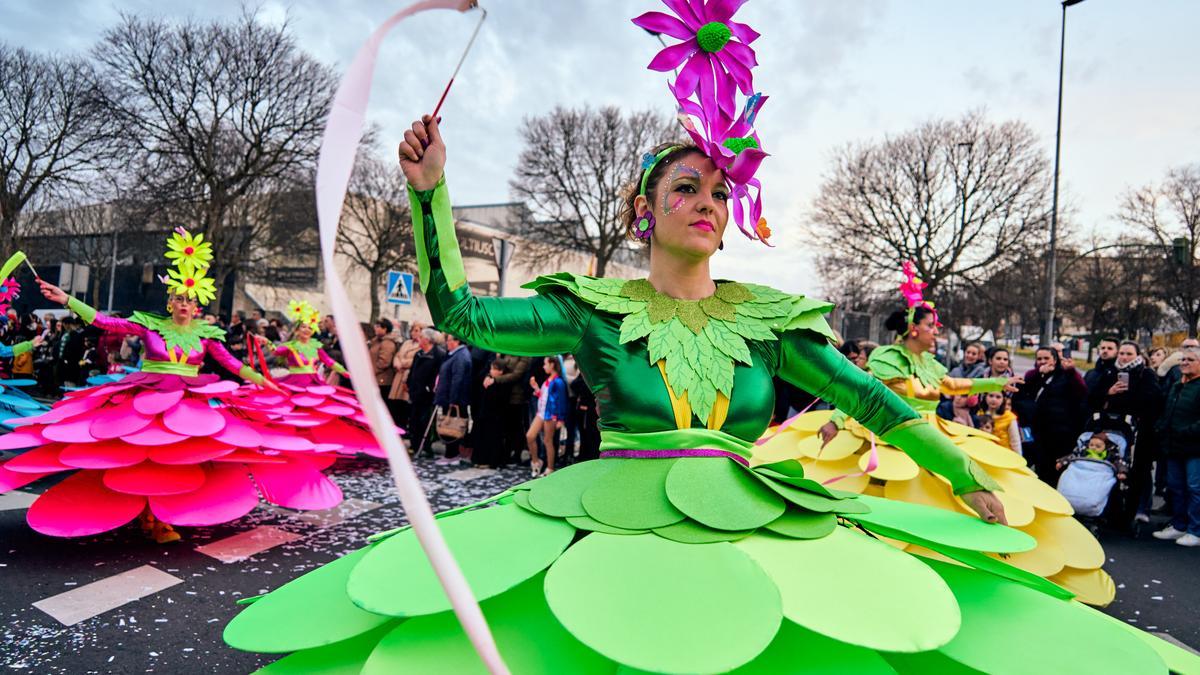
[
  {"left": 165, "top": 262, "right": 217, "bottom": 306},
  {"left": 288, "top": 300, "right": 320, "bottom": 330},
  {"left": 287, "top": 300, "right": 309, "bottom": 321},
  {"left": 165, "top": 228, "right": 214, "bottom": 270}
]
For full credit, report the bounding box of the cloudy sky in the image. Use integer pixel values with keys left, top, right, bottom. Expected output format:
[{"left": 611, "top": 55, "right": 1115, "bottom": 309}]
[{"left": 4, "top": 0, "right": 1197, "bottom": 295}]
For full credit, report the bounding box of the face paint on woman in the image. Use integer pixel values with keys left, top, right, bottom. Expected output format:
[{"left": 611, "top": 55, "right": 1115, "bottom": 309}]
[{"left": 662, "top": 163, "right": 701, "bottom": 215}]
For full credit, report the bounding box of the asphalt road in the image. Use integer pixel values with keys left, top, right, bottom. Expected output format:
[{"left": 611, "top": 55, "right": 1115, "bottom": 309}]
[{"left": 0, "top": 453, "right": 1196, "bottom": 673}]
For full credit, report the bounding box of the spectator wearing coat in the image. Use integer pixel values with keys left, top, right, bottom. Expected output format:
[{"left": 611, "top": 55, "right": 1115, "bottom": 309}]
[
  {"left": 491, "top": 353, "right": 532, "bottom": 464},
  {"left": 406, "top": 328, "right": 445, "bottom": 456},
  {"left": 388, "top": 322, "right": 425, "bottom": 427},
  {"left": 1013, "top": 346, "right": 1087, "bottom": 484},
  {"left": 1085, "top": 340, "right": 1163, "bottom": 523},
  {"left": 368, "top": 318, "right": 399, "bottom": 405},
  {"left": 948, "top": 342, "right": 989, "bottom": 379},
  {"left": 1153, "top": 347, "right": 1200, "bottom": 547},
  {"left": 433, "top": 333, "right": 472, "bottom": 464}
]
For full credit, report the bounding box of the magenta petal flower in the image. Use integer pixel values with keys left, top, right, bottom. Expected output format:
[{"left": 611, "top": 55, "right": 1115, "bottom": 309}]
[
  {"left": 725, "top": 147, "right": 767, "bottom": 185},
  {"left": 630, "top": 11, "right": 693, "bottom": 40},
  {"left": 631, "top": 0, "right": 760, "bottom": 103}
]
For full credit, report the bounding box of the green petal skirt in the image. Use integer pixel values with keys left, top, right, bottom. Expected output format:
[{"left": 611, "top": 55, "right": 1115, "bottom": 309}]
[{"left": 225, "top": 457, "right": 1196, "bottom": 674}]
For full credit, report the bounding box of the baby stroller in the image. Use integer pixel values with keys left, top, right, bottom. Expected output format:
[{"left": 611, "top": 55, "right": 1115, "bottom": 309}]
[{"left": 1056, "top": 413, "right": 1135, "bottom": 523}]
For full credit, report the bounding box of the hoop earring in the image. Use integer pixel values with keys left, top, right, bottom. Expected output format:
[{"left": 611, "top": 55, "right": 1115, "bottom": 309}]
[{"left": 634, "top": 212, "right": 655, "bottom": 240}]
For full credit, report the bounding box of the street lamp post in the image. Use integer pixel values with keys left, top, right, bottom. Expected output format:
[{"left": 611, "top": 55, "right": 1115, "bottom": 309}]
[{"left": 1043, "top": 0, "right": 1086, "bottom": 346}]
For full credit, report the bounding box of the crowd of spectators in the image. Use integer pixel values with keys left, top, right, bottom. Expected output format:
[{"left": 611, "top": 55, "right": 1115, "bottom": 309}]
[{"left": 364, "top": 318, "right": 598, "bottom": 475}]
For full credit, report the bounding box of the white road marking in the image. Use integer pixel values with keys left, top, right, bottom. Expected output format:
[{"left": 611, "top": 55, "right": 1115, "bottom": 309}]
[
  {"left": 194, "top": 525, "right": 302, "bottom": 563},
  {"left": 33, "top": 565, "right": 183, "bottom": 626},
  {"left": 445, "top": 467, "right": 497, "bottom": 482},
  {"left": 292, "top": 497, "right": 382, "bottom": 528},
  {"left": 0, "top": 489, "right": 37, "bottom": 510}
]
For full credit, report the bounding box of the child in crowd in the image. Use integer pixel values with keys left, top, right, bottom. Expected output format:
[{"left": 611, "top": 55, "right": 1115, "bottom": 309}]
[
  {"left": 981, "top": 391, "right": 1022, "bottom": 454},
  {"left": 1058, "top": 432, "right": 1127, "bottom": 481}
]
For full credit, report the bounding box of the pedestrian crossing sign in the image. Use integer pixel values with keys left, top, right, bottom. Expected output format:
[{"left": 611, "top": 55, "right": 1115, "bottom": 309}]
[{"left": 386, "top": 270, "right": 414, "bottom": 305}]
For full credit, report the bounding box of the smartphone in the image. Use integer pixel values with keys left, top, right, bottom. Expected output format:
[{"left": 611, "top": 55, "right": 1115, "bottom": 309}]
[{"left": 1117, "top": 372, "right": 1130, "bottom": 386}]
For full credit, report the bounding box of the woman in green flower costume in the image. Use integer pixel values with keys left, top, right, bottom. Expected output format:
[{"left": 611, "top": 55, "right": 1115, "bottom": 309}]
[
  {"left": 223, "top": 3, "right": 1191, "bottom": 673},
  {"left": 241, "top": 299, "right": 396, "bottom": 459},
  {"left": 756, "top": 263, "right": 1117, "bottom": 606}
]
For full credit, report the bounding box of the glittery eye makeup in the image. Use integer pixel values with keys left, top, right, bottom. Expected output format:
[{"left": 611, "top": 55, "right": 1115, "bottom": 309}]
[{"left": 662, "top": 164, "right": 702, "bottom": 214}]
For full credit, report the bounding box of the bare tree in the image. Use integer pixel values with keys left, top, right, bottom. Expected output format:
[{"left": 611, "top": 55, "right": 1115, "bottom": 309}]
[
  {"left": 1118, "top": 164, "right": 1200, "bottom": 336},
  {"left": 0, "top": 45, "right": 122, "bottom": 253},
  {"left": 92, "top": 12, "right": 336, "bottom": 303},
  {"left": 338, "top": 151, "right": 415, "bottom": 321},
  {"left": 809, "top": 110, "right": 1053, "bottom": 305},
  {"left": 510, "top": 106, "right": 674, "bottom": 278}
]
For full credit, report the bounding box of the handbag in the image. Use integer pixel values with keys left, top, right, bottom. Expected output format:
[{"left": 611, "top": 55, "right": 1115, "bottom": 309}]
[{"left": 436, "top": 404, "right": 471, "bottom": 441}]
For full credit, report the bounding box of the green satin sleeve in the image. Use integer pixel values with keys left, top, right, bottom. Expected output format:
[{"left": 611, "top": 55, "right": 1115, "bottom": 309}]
[
  {"left": 67, "top": 296, "right": 97, "bottom": 324},
  {"left": 968, "top": 377, "right": 1010, "bottom": 394},
  {"left": 410, "top": 178, "right": 591, "bottom": 356},
  {"left": 238, "top": 365, "right": 265, "bottom": 385},
  {"left": 778, "top": 331, "right": 997, "bottom": 494}
]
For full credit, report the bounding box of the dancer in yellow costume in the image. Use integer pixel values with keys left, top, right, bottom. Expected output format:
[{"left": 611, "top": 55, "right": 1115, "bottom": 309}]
[{"left": 755, "top": 262, "right": 1116, "bottom": 605}]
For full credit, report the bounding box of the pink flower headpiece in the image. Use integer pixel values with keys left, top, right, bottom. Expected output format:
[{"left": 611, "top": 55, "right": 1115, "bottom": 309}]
[
  {"left": 900, "top": 261, "right": 939, "bottom": 327},
  {"left": 0, "top": 277, "right": 20, "bottom": 304},
  {"left": 633, "top": 0, "right": 772, "bottom": 244}
]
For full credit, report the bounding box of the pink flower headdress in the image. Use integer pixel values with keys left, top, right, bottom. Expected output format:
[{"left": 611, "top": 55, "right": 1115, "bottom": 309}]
[
  {"left": 900, "top": 261, "right": 940, "bottom": 327},
  {"left": 633, "top": 0, "right": 772, "bottom": 244},
  {"left": 0, "top": 277, "right": 20, "bottom": 304}
]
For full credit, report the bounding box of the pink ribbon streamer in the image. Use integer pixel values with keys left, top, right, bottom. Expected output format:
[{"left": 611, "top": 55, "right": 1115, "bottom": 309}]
[
  {"left": 753, "top": 397, "right": 819, "bottom": 446},
  {"left": 314, "top": 3, "right": 509, "bottom": 673}
]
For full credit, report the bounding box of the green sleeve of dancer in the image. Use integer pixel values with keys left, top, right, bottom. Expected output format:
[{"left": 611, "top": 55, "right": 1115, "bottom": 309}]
[
  {"left": 969, "top": 377, "right": 1010, "bottom": 394},
  {"left": 10, "top": 340, "right": 33, "bottom": 356},
  {"left": 66, "top": 296, "right": 97, "bottom": 324},
  {"left": 780, "top": 331, "right": 997, "bottom": 495},
  {"left": 333, "top": 363, "right": 348, "bottom": 375},
  {"left": 409, "top": 177, "right": 591, "bottom": 356},
  {"left": 238, "top": 365, "right": 265, "bottom": 385}
]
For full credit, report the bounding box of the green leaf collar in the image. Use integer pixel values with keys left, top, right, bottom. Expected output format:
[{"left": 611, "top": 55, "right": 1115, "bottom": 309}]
[
  {"left": 130, "top": 311, "right": 227, "bottom": 354},
  {"left": 524, "top": 274, "right": 835, "bottom": 426}
]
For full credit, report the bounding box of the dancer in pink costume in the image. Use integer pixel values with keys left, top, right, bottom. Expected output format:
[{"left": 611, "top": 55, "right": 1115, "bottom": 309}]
[
  {"left": 0, "top": 232, "right": 344, "bottom": 544},
  {"left": 236, "top": 300, "right": 397, "bottom": 459}
]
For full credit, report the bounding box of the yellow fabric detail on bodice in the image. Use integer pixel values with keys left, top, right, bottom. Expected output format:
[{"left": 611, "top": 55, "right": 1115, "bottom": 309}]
[{"left": 656, "top": 360, "right": 730, "bottom": 431}]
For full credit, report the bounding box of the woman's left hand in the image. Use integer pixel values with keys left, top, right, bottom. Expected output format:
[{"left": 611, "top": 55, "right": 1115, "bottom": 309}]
[
  {"left": 962, "top": 490, "right": 1008, "bottom": 525},
  {"left": 1004, "top": 375, "right": 1024, "bottom": 393}
]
